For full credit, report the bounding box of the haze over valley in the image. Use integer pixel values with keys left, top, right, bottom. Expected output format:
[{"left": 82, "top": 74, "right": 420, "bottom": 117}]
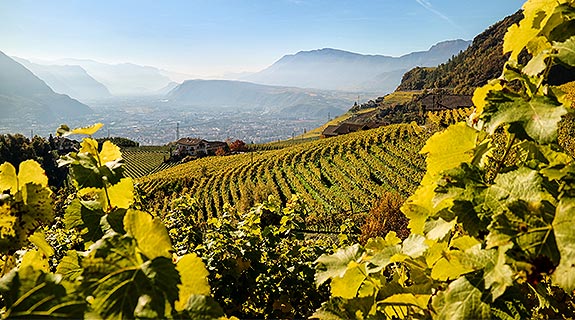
[{"left": 0, "top": 0, "right": 523, "bottom": 144}]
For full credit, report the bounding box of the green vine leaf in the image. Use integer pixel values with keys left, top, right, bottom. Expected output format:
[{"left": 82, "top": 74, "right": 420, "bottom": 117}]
[
  {"left": 81, "top": 235, "right": 180, "bottom": 319},
  {"left": 554, "top": 35, "right": 575, "bottom": 67},
  {"left": 433, "top": 276, "right": 491, "bottom": 320},
  {"left": 315, "top": 244, "right": 364, "bottom": 287},
  {"left": 0, "top": 267, "right": 86, "bottom": 319},
  {"left": 552, "top": 197, "right": 575, "bottom": 291},
  {"left": 482, "top": 92, "right": 567, "bottom": 144}
]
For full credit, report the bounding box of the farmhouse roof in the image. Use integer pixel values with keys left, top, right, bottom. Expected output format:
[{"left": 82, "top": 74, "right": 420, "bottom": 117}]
[{"left": 176, "top": 138, "right": 206, "bottom": 146}]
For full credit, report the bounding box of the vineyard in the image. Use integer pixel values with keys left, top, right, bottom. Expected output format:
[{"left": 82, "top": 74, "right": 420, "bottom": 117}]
[
  {"left": 121, "top": 146, "right": 178, "bottom": 178},
  {"left": 137, "top": 108, "right": 472, "bottom": 222}
]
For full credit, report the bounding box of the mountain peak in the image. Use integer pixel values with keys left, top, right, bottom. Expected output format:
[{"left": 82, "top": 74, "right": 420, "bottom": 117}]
[{"left": 245, "top": 39, "right": 471, "bottom": 92}]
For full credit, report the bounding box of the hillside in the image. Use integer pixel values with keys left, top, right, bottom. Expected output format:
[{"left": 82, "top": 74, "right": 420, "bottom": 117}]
[
  {"left": 0, "top": 51, "right": 92, "bottom": 121},
  {"left": 314, "top": 10, "right": 524, "bottom": 134},
  {"left": 245, "top": 40, "right": 471, "bottom": 93},
  {"left": 396, "top": 11, "right": 523, "bottom": 94},
  {"left": 136, "top": 107, "right": 471, "bottom": 221},
  {"left": 14, "top": 57, "right": 112, "bottom": 101},
  {"left": 166, "top": 79, "right": 354, "bottom": 118}
]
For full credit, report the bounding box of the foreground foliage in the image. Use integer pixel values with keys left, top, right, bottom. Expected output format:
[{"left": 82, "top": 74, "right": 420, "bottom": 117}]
[
  {"left": 163, "top": 194, "right": 333, "bottom": 319},
  {"left": 314, "top": 1, "right": 575, "bottom": 318},
  {"left": 0, "top": 124, "right": 226, "bottom": 319}
]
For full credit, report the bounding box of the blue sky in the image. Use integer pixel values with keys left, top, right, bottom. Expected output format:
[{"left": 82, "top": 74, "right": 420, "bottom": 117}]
[{"left": 0, "top": 0, "right": 525, "bottom": 77}]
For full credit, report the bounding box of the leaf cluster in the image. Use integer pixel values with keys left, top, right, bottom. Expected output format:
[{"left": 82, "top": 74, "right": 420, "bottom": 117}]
[
  {"left": 314, "top": 1, "right": 575, "bottom": 319},
  {"left": 0, "top": 123, "right": 227, "bottom": 319}
]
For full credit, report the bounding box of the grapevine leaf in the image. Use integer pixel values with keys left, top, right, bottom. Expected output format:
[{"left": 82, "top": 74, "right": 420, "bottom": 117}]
[
  {"left": 311, "top": 296, "right": 375, "bottom": 320},
  {"left": 79, "top": 138, "right": 99, "bottom": 158},
  {"left": 482, "top": 93, "right": 567, "bottom": 144},
  {"left": 17, "top": 160, "right": 48, "bottom": 188},
  {"left": 100, "top": 141, "right": 122, "bottom": 165},
  {"left": 473, "top": 81, "right": 504, "bottom": 116},
  {"left": 431, "top": 255, "right": 472, "bottom": 281},
  {"left": 483, "top": 245, "right": 514, "bottom": 301},
  {"left": 381, "top": 293, "right": 430, "bottom": 310},
  {"left": 433, "top": 276, "right": 491, "bottom": 320},
  {"left": 554, "top": 35, "right": 575, "bottom": 67},
  {"left": 64, "top": 198, "right": 104, "bottom": 244},
  {"left": 19, "top": 183, "right": 54, "bottom": 238},
  {"left": 178, "top": 295, "right": 225, "bottom": 320},
  {"left": 504, "top": 23, "right": 539, "bottom": 61},
  {"left": 488, "top": 200, "right": 559, "bottom": 263},
  {"left": 107, "top": 178, "right": 134, "bottom": 210},
  {"left": 402, "top": 184, "right": 436, "bottom": 235},
  {"left": 503, "top": 0, "right": 558, "bottom": 59},
  {"left": 401, "top": 234, "right": 428, "bottom": 258},
  {"left": 315, "top": 244, "right": 363, "bottom": 287},
  {"left": 420, "top": 122, "right": 479, "bottom": 183},
  {"left": 0, "top": 162, "right": 17, "bottom": 194},
  {"left": 124, "top": 209, "right": 173, "bottom": 260},
  {"left": 71, "top": 123, "right": 104, "bottom": 136},
  {"left": 424, "top": 218, "right": 455, "bottom": 240},
  {"left": 175, "top": 253, "right": 211, "bottom": 311},
  {"left": 366, "top": 244, "right": 401, "bottom": 274},
  {"left": 56, "top": 250, "right": 83, "bottom": 281},
  {"left": 451, "top": 235, "right": 481, "bottom": 251},
  {"left": 330, "top": 261, "right": 367, "bottom": 299},
  {"left": 0, "top": 267, "right": 86, "bottom": 319},
  {"left": 552, "top": 197, "right": 575, "bottom": 291},
  {"left": 82, "top": 235, "right": 180, "bottom": 319},
  {"left": 524, "top": 52, "right": 550, "bottom": 76},
  {"left": 485, "top": 167, "right": 553, "bottom": 210},
  {"left": 20, "top": 249, "right": 50, "bottom": 272},
  {"left": 28, "top": 230, "right": 54, "bottom": 257}
]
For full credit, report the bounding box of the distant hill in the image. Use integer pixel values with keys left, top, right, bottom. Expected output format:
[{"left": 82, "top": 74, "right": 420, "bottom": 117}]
[
  {"left": 45, "top": 59, "right": 174, "bottom": 96},
  {"left": 166, "top": 79, "right": 354, "bottom": 118},
  {"left": 396, "top": 11, "right": 523, "bottom": 94},
  {"left": 14, "top": 57, "right": 112, "bottom": 101},
  {"left": 0, "top": 51, "right": 92, "bottom": 121},
  {"left": 244, "top": 39, "right": 471, "bottom": 93}
]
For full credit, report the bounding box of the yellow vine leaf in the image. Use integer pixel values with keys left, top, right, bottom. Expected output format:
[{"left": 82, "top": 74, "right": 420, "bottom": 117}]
[
  {"left": 420, "top": 122, "right": 478, "bottom": 182},
  {"left": 100, "top": 141, "right": 122, "bottom": 164},
  {"left": 175, "top": 253, "right": 211, "bottom": 311},
  {"left": 107, "top": 178, "right": 134, "bottom": 209},
  {"left": 0, "top": 203, "right": 17, "bottom": 239},
  {"left": 0, "top": 162, "right": 17, "bottom": 194},
  {"left": 18, "top": 160, "right": 48, "bottom": 188},
  {"left": 503, "top": 0, "right": 559, "bottom": 59},
  {"left": 20, "top": 249, "right": 50, "bottom": 272},
  {"left": 330, "top": 261, "right": 366, "bottom": 299},
  {"left": 382, "top": 293, "right": 431, "bottom": 310},
  {"left": 29, "top": 230, "right": 55, "bottom": 257},
  {"left": 472, "top": 81, "right": 503, "bottom": 117},
  {"left": 79, "top": 138, "right": 99, "bottom": 158},
  {"left": 71, "top": 123, "right": 104, "bottom": 136},
  {"left": 124, "top": 209, "right": 172, "bottom": 260}
]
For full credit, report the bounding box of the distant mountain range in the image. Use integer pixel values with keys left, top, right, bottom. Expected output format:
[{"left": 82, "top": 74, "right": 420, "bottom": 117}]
[
  {"left": 14, "top": 57, "right": 112, "bottom": 102},
  {"left": 34, "top": 58, "right": 177, "bottom": 96},
  {"left": 167, "top": 79, "right": 354, "bottom": 118},
  {"left": 0, "top": 51, "right": 92, "bottom": 121},
  {"left": 244, "top": 39, "right": 471, "bottom": 93}
]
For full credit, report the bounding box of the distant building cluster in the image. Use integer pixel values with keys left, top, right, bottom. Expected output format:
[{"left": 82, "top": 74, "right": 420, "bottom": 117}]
[{"left": 174, "top": 138, "right": 227, "bottom": 157}]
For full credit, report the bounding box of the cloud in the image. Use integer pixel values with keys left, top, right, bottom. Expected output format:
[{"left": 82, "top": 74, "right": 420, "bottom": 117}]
[{"left": 415, "top": 0, "right": 463, "bottom": 30}]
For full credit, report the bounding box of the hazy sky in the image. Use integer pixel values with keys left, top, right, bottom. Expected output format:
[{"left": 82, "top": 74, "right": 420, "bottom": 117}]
[{"left": 1, "top": 0, "right": 524, "bottom": 77}]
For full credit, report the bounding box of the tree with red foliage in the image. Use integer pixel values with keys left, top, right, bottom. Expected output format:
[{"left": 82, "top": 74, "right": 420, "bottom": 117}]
[{"left": 228, "top": 139, "right": 246, "bottom": 152}]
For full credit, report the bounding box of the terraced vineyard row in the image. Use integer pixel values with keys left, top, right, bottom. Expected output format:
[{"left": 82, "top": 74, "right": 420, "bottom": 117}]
[
  {"left": 138, "top": 121, "right": 436, "bottom": 221},
  {"left": 122, "top": 147, "right": 178, "bottom": 179}
]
